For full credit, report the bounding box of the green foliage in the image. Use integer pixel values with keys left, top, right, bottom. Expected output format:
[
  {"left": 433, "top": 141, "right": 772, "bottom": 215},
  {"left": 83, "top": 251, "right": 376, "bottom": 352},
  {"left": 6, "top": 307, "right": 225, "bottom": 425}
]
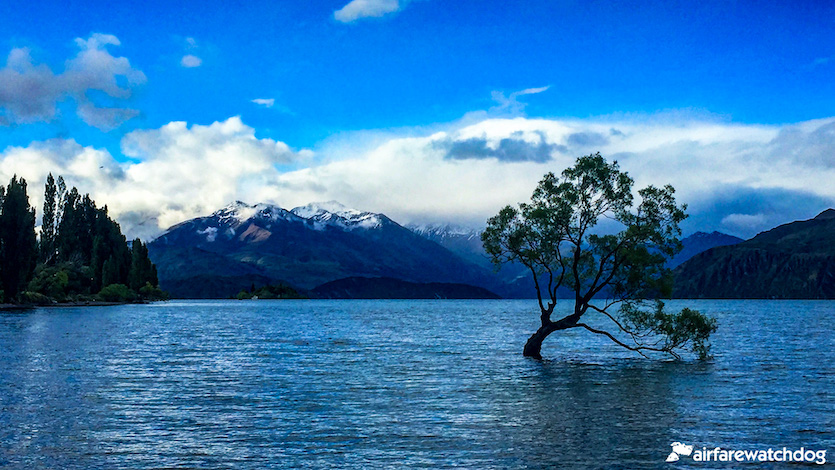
[
  {"left": 40, "top": 173, "right": 57, "bottom": 263},
  {"left": 483, "top": 153, "right": 717, "bottom": 360},
  {"left": 620, "top": 301, "right": 718, "bottom": 360},
  {"left": 139, "top": 282, "right": 168, "bottom": 301},
  {"left": 0, "top": 176, "right": 38, "bottom": 301},
  {"left": 27, "top": 264, "right": 70, "bottom": 301},
  {"left": 56, "top": 188, "right": 90, "bottom": 265},
  {"left": 27, "top": 262, "right": 94, "bottom": 301},
  {"left": 97, "top": 283, "right": 137, "bottom": 302},
  {"left": 19, "top": 291, "right": 52, "bottom": 305},
  {"left": 0, "top": 174, "right": 163, "bottom": 305},
  {"left": 129, "top": 239, "right": 157, "bottom": 291},
  {"left": 89, "top": 206, "right": 131, "bottom": 291}
]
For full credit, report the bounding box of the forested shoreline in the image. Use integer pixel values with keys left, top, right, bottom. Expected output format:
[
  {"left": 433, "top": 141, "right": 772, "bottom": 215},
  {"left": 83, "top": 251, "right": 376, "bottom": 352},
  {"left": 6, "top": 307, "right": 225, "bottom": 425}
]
[{"left": 0, "top": 174, "right": 165, "bottom": 305}]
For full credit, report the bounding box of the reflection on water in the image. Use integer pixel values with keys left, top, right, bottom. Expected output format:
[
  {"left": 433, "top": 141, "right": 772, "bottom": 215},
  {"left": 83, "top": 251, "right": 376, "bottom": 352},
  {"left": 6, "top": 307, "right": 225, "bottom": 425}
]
[{"left": 0, "top": 300, "right": 832, "bottom": 468}]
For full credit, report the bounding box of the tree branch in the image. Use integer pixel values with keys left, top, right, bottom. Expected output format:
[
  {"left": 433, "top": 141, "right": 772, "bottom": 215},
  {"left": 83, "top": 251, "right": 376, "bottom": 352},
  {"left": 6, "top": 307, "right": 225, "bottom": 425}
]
[
  {"left": 576, "top": 323, "right": 681, "bottom": 360},
  {"left": 586, "top": 304, "right": 646, "bottom": 343}
]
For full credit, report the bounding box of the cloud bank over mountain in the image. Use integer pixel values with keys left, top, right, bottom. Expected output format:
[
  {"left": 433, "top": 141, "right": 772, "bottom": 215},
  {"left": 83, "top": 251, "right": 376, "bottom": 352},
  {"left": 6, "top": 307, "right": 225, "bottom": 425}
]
[{"left": 2, "top": 112, "right": 834, "bottom": 240}]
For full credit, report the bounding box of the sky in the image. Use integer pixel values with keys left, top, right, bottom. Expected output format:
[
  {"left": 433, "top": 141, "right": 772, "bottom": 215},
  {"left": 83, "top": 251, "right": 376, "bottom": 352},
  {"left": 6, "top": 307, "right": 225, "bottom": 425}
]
[{"left": 1, "top": 0, "right": 834, "bottom": 240}]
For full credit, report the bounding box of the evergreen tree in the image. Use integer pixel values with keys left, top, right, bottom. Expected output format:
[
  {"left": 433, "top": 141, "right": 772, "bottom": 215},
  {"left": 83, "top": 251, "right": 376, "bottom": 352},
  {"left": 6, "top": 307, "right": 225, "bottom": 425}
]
[
  {"left": 40, "top": 173, "right": 57, "bottom": 263},
  {"left": 24, "top": 176, "right": 165, "bottom": 302},
  {"left": 56, "top": 187, "right": 82, "bottom": 263},
  {"left": 90, "top": 206, "right": 130, "bottom": 290},
  {"left": 0, "top": 176, "right": 38, "bottom": 301},
  {"left": 55, "top": 176, "right": 66, "bottom": 229},
  {"left": 129, "top": 239, "right": 158, "bottom": 290},
  {"left": 56, "top": 189, "right": 100, "bottom": 265},
  {"left": 101, "top": 255, "right": 122, "bottom": 287}
]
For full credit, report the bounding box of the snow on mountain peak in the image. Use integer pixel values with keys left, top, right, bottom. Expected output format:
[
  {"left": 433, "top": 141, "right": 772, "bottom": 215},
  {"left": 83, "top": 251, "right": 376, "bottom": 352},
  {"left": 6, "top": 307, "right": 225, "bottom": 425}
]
[
  {"left": 291, "top": 201, "right": 361, "bottom": 218},
  {"left": 199, "top": 200, "right": 387, "bottom": 234},
  {"left": 213, "top": 201, "right": 258, "bottom": 225},
  {"left": 291, "top": 201, "right": 383, "bottom": 231},
  {"left": 212, "top": 201, "right": 300, "bottom": 226},
  {"left": 408, "top": 222, "right": 482, "bottom": 240}
]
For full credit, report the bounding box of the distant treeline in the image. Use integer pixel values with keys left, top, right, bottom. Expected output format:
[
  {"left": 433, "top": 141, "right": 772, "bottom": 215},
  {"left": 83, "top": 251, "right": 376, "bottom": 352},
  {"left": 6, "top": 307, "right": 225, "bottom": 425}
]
[
  {"left": 235, "top": 283, "right": 307, "bottom": 300},
  {"left": 0, "top": 174, "right": 165, "bottom": 304}
]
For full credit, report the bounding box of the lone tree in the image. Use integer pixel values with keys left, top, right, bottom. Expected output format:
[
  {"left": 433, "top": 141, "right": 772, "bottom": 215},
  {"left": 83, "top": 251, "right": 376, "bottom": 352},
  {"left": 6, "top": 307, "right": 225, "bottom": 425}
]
[{"left": 482, "top": 153, "right": 716, "bottom": 360}]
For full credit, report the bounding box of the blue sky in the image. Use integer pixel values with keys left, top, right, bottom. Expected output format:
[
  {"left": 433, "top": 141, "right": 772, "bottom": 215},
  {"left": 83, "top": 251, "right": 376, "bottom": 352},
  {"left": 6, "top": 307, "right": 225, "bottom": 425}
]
[{"left": 1, "top": 0, "right": 834, "bottom": 239}]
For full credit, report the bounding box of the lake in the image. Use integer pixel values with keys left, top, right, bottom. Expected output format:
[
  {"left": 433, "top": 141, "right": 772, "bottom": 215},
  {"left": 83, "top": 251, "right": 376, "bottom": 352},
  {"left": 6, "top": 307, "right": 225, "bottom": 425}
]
[{"left": 1, "top": 300, "right": 833, "bottom": 468}]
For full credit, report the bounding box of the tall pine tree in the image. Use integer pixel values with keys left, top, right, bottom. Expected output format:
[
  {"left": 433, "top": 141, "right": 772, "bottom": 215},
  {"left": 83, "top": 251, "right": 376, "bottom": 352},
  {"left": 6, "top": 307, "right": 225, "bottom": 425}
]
[
  {"left": 129, "top": 239, "right": 157, "bottom": 291},
  {"left": 0, "top": 176, "right": 37, "bottom": 301},
  {"left": 90, "top": 205, "right": 131, "bottom": 290},
  {"left": 19, "top": 175, "right": 164, "bottom": 302},
  {"left": 40, "top": 173, "right": 57, "bottom": 264}
]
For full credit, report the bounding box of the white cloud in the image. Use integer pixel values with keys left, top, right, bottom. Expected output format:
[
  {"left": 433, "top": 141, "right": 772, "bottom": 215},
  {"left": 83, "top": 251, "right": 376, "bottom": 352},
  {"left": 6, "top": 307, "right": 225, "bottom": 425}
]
[
  {"left": 334, "top": 0, "right": 401, "bottom": 23},
  {"left": 251, "top": 98, "right": 275, "bottom": 108},
  {"left": 490, "top": 86, "right": 550, "bottom": 115},
  {"left": 3, "top": 113, "right": 835, "bottom": 241},
  {"left": 0, "top": 117, "right": 307, "bottom": 240},
  {"left": 721, "top": 213, "right": 767, "bottom": 232},
  {"left": 0, "top": 33, "right": 145, "bottom": 130},
  {"left": 180, "top": 54, "right": 202, "bottom": 68},
  {"left": 266, "top": 115, "right": 835, "bottom": 236}
]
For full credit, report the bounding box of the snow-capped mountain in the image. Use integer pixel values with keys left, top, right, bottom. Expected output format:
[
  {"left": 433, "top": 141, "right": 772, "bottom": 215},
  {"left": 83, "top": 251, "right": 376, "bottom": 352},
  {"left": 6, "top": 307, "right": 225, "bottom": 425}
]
[
  {"left": 212, "top": 201, "right": 301, "bottom": 228},
  {"left": 161, "top": 200, "right": 390, "bottom": 246},
  {"left": 407, "top": 222, "right": 487, "bottom": 267},
  {"left": 408, "top": 223, "right": 482, "bottom": 241},
  {"left": 148, "top": 200, "right": 509, "bottom": 299},
  {"left": 291, "top": 201, "right": 385, "bottom": 231}
]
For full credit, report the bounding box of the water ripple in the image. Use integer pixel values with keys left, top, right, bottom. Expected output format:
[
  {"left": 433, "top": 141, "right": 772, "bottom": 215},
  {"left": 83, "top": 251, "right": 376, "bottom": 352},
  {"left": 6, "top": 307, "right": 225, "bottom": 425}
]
[{"left": 0, "top": 299, "right": 833, "bottom": 468}]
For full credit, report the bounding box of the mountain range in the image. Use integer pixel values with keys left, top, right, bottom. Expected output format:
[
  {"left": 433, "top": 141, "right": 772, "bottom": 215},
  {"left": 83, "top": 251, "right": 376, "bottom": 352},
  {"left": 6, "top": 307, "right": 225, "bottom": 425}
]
[
  {"left": 673, "top": 209, "right": 835, "bottom": 299},
  {"left": 147, "top": 200, "right": 766, "bottom": 299},
  {"left": 667, "top": 231, "right": 744, "bottom": 268},
  {"left": 147, "top": 201, "right": 509, "bottom": 299}
]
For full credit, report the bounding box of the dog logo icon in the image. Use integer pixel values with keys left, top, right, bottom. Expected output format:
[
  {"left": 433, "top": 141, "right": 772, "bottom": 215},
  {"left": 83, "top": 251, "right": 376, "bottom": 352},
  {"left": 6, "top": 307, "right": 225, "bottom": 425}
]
[{"left": 666, "top": 442, "right": 694, "bottom": 462}]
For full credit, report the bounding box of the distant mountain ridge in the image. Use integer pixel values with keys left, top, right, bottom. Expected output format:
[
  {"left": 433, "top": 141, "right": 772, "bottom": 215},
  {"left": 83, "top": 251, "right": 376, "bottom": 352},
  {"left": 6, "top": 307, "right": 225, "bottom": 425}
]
[
  {"left": 668, "top": 231, "right": 744, "bottom": 268},
  {"left": 407, "top": 224, "right": 745, "bottom": 295},
  {"left": 674, "top": 209, "right": 835, "bottom": 299},
  {"left": 148, "top": 200, "right": 776, "bottom": 300},
  {"left": 407, "top": 223, "right": 487, "bottom": 265},
  {"left": 148, "top": 201, "right": 506, "bottom": 299}
]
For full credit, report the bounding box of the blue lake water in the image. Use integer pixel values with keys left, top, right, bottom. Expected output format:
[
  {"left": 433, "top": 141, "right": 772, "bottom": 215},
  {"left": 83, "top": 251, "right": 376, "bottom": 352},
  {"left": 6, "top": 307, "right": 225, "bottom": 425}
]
[{"left": 0, "top": 299, "right": 833, "bottom": 468}]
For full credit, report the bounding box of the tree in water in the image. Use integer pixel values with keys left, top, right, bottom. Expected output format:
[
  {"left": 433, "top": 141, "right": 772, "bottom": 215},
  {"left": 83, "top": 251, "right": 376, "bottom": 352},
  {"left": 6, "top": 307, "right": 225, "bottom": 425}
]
[
  {"left": 482, "top": 153, "right": 717, "bottom": 360},
  {"left": 0, "top": 176, "right": 38, "bottom": 301}
]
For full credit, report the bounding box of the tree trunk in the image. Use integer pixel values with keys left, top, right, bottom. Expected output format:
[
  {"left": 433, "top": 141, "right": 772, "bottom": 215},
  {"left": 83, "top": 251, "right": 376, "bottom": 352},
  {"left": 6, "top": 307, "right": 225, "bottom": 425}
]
[
  {"left": 523, "top": 327, "right": 550, "bottom": 359},
  {"left": 522, "top": 314, "right": 582, "bottom": 359}
]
